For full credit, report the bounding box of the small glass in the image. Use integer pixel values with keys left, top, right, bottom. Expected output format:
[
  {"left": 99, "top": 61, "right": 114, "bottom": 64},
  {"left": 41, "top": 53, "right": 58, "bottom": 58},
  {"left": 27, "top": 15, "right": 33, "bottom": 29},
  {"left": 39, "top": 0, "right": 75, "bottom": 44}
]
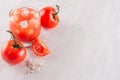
[{"left": 9, "top": 6, "right": 41, "bottom": 47}]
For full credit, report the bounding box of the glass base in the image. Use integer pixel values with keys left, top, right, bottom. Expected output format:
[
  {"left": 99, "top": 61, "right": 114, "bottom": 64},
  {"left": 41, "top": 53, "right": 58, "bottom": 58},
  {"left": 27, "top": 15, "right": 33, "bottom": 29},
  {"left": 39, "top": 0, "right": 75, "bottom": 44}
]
[{"left": 22, "top": 42, "right": 32, "bottom": 48}]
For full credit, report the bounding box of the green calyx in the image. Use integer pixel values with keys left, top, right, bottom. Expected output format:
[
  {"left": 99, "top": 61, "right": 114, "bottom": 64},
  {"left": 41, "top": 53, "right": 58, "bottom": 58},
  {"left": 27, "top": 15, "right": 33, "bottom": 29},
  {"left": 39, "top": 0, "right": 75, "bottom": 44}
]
[
  {"left": 54, "top": 5, "right": 60, "bottom": 15},
  {"left": 7, "top": 30, "right": 22, "bottom": 49},
  {"left": 53, "top": 5, "right": 60, "bottom": 22}
]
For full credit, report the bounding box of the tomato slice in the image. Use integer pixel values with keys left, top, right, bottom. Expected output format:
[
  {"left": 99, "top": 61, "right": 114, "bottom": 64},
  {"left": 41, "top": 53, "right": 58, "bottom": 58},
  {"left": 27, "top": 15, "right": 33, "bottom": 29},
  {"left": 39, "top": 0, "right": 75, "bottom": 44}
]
[{"left": 32, "top": 38, "right": 50, "bottom": 56}]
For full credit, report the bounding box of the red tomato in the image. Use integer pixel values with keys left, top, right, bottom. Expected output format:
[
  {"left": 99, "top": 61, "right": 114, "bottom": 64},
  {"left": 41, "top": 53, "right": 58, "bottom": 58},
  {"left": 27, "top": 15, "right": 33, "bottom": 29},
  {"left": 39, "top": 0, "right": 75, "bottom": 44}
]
[
  {"left": 39, "top": 5, "right": 60, "bottom": 29},
  {"left": 1, "top": 31, "right": 26, "bottom": 65},
  {"left": 9, "top": 7, "right": 41, "bottom": 42},
  {"left": 1, "top": 40, "right": 26, "bottom": 65},
  {"left": 32, "top": 38, "right": 50, "bottom": 56}
]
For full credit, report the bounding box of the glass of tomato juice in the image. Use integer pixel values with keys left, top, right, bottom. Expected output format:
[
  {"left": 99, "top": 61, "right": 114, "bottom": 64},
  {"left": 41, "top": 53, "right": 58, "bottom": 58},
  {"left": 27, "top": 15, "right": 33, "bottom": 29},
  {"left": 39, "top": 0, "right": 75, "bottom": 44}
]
[{"left": 9, "top": 7, "right": 41, "bottom": 46}]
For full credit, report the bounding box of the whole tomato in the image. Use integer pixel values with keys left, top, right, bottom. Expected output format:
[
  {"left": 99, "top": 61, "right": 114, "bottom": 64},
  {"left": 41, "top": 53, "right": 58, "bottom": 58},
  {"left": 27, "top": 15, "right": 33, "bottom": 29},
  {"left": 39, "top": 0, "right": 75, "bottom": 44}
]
[
  {"left": 9, "top": 7, "right": 41, "bottom": 42},
  {"left": 1, "top": 31, "right": 26, "bottom": 65},
  {"left": 39, "top": 5, "right": 60, "bottom": 29},
  {"left": 32, "top": 38, "right": 50, "bottom": 56}
]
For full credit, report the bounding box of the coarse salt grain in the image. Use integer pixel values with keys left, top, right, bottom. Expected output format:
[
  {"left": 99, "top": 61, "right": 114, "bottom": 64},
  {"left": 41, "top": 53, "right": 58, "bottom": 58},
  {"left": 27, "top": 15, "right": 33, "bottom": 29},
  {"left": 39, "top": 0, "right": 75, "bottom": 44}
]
[{"left": 26, "top": 58, "right": 45, "bottom": 74}]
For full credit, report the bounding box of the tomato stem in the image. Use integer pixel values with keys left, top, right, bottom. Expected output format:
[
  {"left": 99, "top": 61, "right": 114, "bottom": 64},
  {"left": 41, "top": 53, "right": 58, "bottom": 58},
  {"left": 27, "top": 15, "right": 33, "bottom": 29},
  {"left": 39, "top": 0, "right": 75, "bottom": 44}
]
[
  {"left": 7, "top": 30, "right": 22, "bottom": 49},
  {"left": 54, "top": 5, "right": 60, "bottom": 15},
  {"left": 53, "top": 5, "right": 60, "bottom": 22}
]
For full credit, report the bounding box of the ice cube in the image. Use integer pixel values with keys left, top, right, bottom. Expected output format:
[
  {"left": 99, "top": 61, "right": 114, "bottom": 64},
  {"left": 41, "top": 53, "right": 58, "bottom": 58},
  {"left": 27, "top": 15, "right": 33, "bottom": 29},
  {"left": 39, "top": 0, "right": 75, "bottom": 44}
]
[
  {"left": 29, "top": 18, "right": 36, "bottom": 23},
  {"left": 13, "top": 9, "right": 18, "bottom": 15},
  {"left": 31, "top": 11, "right": 36, "bottom": 14},
  {"left": 34, "top": 13, "right": 39, "bottom": 18},
  {"left": 19, "top": 20, "right": 28, "bottom": 28},
  {"left": 9, "top": 16, "right": 18, "bottom": 21},
  {"left": 21, "top": 10, "right": 29, "bottom": 17}
]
